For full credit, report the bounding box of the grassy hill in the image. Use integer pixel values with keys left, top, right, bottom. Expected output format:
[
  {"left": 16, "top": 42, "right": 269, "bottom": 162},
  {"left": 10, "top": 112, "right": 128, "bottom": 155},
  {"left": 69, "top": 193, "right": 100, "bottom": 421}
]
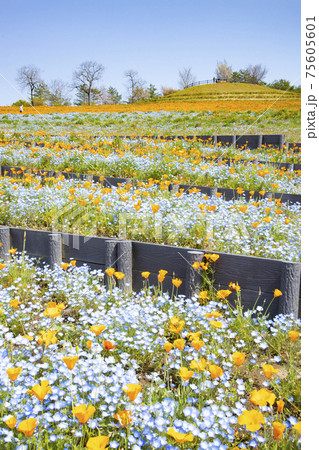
[{"left": 156, "top": 82, "right": 300, "bottom": 102}]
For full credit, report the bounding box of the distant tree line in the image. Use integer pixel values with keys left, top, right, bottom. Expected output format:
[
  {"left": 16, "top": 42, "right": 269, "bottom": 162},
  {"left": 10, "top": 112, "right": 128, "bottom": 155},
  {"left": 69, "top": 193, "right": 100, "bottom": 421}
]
[
  {"left": 214, "top": 59, "right": 300, "bottom": 92},
  {"left": 14, "top": 62, "right": 165, "bottom": 107},
  {"left": 13, "top": 60, "right": 300, "bottom": 107}
]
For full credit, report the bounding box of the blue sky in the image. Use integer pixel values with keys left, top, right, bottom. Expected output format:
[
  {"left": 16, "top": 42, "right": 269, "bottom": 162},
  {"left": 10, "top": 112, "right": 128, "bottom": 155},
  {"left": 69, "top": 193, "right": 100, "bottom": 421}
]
[{"left": 0, "top": 0, "right": 301, "bottom": 105}]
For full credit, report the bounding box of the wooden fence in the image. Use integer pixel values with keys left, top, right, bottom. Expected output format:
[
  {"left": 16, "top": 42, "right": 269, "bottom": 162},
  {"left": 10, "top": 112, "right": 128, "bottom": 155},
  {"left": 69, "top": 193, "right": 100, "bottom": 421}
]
[{"left": 0, "top": 226, "right": 301, "bottom": 319}]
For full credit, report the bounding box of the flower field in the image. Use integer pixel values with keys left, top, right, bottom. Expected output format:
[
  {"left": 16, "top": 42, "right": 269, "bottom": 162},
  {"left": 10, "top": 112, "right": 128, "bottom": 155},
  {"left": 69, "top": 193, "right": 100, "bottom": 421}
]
[
  {"left": 0, "top": 110, "right": 301, "bottom": 448},
  {"left": 0, "top": 133, "right": 301, "bottom": 194},
  {"left": 0, "top": 254, "right": 301, "bottom": 449},
  {"left": 0, "top": 172, "right": 300, "bottom": 261},
  {"left": 0, "top": 108, "right": 300, "bottom": 141}
]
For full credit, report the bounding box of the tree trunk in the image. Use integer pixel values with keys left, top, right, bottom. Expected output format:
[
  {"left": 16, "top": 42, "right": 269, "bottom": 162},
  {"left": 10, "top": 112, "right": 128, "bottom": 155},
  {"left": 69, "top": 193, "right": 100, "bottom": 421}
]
[{"left": 30, "top": 86, "right": 34, "bottom": 106}]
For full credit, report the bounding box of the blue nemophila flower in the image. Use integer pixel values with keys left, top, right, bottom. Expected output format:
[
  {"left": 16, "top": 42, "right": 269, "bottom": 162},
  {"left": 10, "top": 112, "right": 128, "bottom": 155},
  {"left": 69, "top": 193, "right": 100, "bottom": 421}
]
[{"left": 0, "top": 253, "right": 300, "bottom": 448}]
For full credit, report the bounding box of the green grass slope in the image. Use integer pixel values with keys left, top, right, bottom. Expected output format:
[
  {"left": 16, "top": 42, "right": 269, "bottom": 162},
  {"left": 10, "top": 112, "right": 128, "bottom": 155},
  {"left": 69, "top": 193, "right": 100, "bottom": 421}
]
[{"left": 157, "top": 82, "right": 300, "bottom": 102}]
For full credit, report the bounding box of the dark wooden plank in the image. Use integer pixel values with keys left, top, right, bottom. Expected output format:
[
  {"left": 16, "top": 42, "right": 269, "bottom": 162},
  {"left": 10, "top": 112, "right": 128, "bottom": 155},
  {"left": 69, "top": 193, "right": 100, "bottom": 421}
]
[
  {"left": 132, "top": 241, "right": 192, "bottom": 278},
  {"left": 217, "top": 135, "right": 235, "bottom": 146},
  {"left": 235, "top": 135, "right": 260, "bottom": 149},
  {"left": 263, "top": 135, "right": 285, "bottom": 147},
  {"left": 10, "top": 227, "right": 50, "bottom": 257},
  {"left": 61, "top": 233, "right": 111, "bottom": 264},
  {"left": 132, "top": 241, "right": 288, "bottom": 295}
]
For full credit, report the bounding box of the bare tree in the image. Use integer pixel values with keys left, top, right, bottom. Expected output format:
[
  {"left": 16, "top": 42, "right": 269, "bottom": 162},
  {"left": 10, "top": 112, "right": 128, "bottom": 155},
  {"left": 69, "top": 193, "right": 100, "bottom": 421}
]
[
  {"left": 72, "top": 61, "right": 105, "bottom": 105},
  {"left": 47, "top": 79, "right": 71, "bottom": 105},
  {"left": 124, "top": 70, "right": 146, "bottom": 103},
  {"left": 245, "top": 64, "right": 268, "bottom": 84},
  {"left": 16, "top": 65, "right": 43, "bottom": 106},
  {"left": 178, "top": 67, "right": 196, "bottom": 89},
  {"left": 215, "top": 59, "right": 232, "bottom": 81}
]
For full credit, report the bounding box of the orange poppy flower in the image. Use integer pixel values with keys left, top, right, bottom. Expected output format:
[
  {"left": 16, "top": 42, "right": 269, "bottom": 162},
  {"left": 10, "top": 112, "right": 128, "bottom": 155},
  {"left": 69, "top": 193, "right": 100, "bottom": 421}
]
[
  {"left": 289, "top": 331, "right": 300, "bottom": 342},
  {"left": 86, "top": 436, "right": 109, "bottom": 449},
  {"left": 262, "top": 364, "right": 279, "bottom": 379},
  {"left": 174, "top": 338, "right": 185, "bottom": 350},
  {"left": 9, "top": 298, "right": 21, "bottom": 309},
  {"left": 141, "top": 271, "right": 150, "bottom": 279},
  {"left": 172, "top": 278, "right": 182, "bottom": 288},
  {"left": 217, "top": 290, "right": 232, "bottom": 300},
  {"left": 205, "top": 311, "right": 222, "bottom": 319},
  {"left": 169, "top": 317, "right": 185, "bottom": 333},
  {"left": 276, "top": 399, "right": 285, "bottom": 413},
  {"left": 113, "top": 409, "right": 132, "bottom": 427},
  {"left": 26, "top": 380, "right": 51, "bottom": 401},
  {"left": 209, "top": 320, "right": 223, "bottom": 329},
  {"left": 158, "top": 269, "right": 168, "bottom": 277},
  {"left": 164, "top": 342, "right": 174, "bottom": 352},
  {"left": 37, "top": 329, "right": 57, "bottom": 346},
  {"left": 114, "top": 271, "right": 125, "bottom": 280},
  {"left": 205, "top": 253, "right": 219, "bottom": 262},
  {"left": 208, "top": 364, "right": 224, "bottom": 379},
  {"left": 179, "top": 367, "right": 194, "bottom": 381},
  {"left": 151, "top": 204, "right": 160, "bottom": 213},
  {"left": 62, "top": 356, "right": 79, "bottom": 370},
  {"left": 122, "top": 384, "right": 142, "bottom": 402},
  {"left": 6, "top": 367, "right": 22, "bottom": 382},
  {"left": 72, "top": 404, "right": 96, "bottom": 424},
  {"left": 249, "top": 388, "right": 276, "bottom": 406},
  {"left": 229, "top": 281, "right": 241, "bottom": 292},
  {"left": 273, "top": 421, "right": 286, "bottom": 441},
  {"left": 167, "top": 427, "right": 194, "bottom": 443},
  {"left": 190, "top": 358, "right": 207, "bottom": 371},
  {"left": 187, "top": 331, "right": 202, "bottom": 341},
  {"left": 293, "top": 421, "right": 301, "bottom": 434},
  {"left": 90, "top": 325, "right": 106, "bottom": 336},
  {"left": 191, "top": 340, "right": 205, "bottom": 351},
  {"left": 231, "top": 352, "right": 246, "bottom": 366},
  {"left": 105, "top": 268, "right": 115, "bottom": 277},
  {"left": 5, "top": 416, "right": 17, "bottom": 429},
  {"left": 86, "top": 340, "right": 92, "bottom": 350},
  {"left": 43, "top": 302, "right": 65, "bottom": 319},
  {"left": 238, "top": 409, "right": 265, "bottom": 432},
  {"left": 251, "top": 222, "right": 260, "bottom": 228},
  {"left": 103, "top": 340, "right": 116, "bottom": 350},
  {"left": 273, "top": 289, "right": 282, "bottom": 297},
  {"left": 17, "top": 418, "right": 38, "bottom": 437}
]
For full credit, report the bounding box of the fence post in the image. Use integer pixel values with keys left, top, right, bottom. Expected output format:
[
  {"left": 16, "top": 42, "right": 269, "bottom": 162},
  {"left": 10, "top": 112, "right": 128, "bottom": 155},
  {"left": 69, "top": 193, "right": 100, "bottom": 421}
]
[
  {"left": 278, "top": 263, "right": 301, "bottom": 317},
  {"left": 0, "top": 226, "right": 10, "bottom": 261},
  {"left": 231, "top": 135, "right": 236, "bottom": 147},
  {"left": 104, "top": 240, "right": 118, "bottom": 288},
  {"left": 185, "top": 251, "right": 204, "bottom": 298},
  {"left": 117, "top": 240, "right": 133, "bottom": 292},
  {"left": 258, "top": 135, "right": 263, "bottom": 148},
  {"left": 48, "top": 233, "right": 62, "bottom": 269},
  {"left": 279, "top": 135, "right": 285, "bottom": 151}
]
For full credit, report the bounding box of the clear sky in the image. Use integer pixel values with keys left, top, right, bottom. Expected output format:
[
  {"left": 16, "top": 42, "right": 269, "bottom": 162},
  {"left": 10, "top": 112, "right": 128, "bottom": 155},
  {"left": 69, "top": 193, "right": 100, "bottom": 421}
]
[{"left": 0, "top": 0, "right": 301, "bottom": 105}]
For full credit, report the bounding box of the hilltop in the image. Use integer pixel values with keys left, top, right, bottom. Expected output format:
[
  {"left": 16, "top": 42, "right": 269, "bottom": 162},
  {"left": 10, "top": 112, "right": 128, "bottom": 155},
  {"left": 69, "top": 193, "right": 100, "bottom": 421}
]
[{"left": 155, "top": 82, "right": 300, "bottom": 102}]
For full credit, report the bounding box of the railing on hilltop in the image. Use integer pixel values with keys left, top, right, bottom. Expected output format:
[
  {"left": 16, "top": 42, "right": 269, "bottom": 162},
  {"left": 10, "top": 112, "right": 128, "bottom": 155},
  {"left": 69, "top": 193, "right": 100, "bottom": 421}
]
[{"left": 185, "top": 78, "right": 231, "bottom": 88}]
